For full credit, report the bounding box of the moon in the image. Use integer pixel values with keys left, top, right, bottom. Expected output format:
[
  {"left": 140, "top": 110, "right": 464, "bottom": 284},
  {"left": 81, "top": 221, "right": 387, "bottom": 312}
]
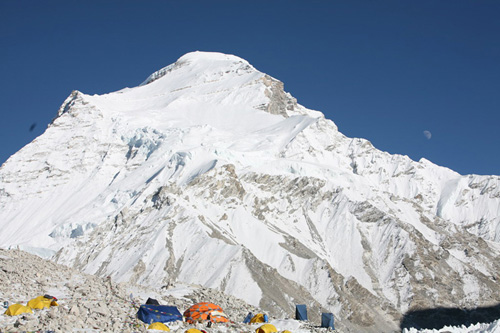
[{"left": 423, "top": 130, "right": 432, "bottom": 140}]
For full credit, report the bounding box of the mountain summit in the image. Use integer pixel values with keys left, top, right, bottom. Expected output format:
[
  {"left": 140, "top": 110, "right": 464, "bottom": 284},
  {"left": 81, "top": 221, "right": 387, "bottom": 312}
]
[{"left": 1, "top": 51, "right": 499, "bottom": 332}]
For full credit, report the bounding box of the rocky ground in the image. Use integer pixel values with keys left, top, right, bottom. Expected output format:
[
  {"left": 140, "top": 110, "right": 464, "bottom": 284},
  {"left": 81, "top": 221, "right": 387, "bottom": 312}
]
[{"left": 0, "top": 249, "right": 337, "bottom": 332}]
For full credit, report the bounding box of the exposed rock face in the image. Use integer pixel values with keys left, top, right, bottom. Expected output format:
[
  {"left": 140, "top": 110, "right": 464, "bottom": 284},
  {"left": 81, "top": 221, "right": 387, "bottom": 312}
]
[
  {"left": 261, "top": 75, "right": 297, "bottom": 116},
  {"left": 1, "top": 51, "right": 499, "bottom": 332}
]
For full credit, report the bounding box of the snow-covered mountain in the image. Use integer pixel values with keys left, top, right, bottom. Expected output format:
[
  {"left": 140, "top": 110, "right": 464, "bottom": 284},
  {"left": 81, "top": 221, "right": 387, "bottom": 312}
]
[{"left": 1, "top": 51, "right": 499, "bottom": 332}]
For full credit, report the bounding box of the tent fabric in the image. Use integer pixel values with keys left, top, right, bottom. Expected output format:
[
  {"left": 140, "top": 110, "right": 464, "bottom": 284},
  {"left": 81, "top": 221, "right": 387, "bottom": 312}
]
[
  {"left": 4, "top": 304, "right": 33, "bottom": 316},
  {"left": 146, "top": 297, "right": 160, "bottom": 305},
  {"left": 295, "top": 304, "right": 307, "bottom": 320},
  {"left": 43, "top": 294, "right": 57, "bottom": 301},
  {"left": 183, "top": 302, "right": 228, "bottom": 323},
  {"left": 255, "top": 324, "right": 278, "bottom": 333},
  {"left": 250, "top": 313, "right": 268, "bottom": 323},
  {"left": 27, "top": 296, "right": 58, "bottom": 310},
  {"left": 243, "top": 312, "right": 253, "bottom": 323},
  {"left": 281, "top": 331, "right": 292, "bottom": 333},
  {"left": 148, "top": 322, "right": 170, "bottom": 331},
  {"left": 321, "top": 312, "right": 335, "bottom": 329},
  {"left": 137, "top": 305, "right": 183, "bottom": 324},
  {"left": 209, "top": 310, "right": 228, "bottom": 322},
  {"left": 185, "top": 330, "right": 205, "bottom": 333}
]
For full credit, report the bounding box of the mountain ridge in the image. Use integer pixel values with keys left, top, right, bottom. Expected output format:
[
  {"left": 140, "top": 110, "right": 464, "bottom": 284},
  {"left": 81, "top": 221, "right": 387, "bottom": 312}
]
[{"left": 1, "top": 51, "right": 499, "bottom": 332}]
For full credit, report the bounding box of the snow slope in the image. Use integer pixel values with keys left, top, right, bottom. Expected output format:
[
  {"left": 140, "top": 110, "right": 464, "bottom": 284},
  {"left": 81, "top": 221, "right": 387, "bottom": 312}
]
[{"left": 1, "top": 51, "right": 499, "bottom": 332}]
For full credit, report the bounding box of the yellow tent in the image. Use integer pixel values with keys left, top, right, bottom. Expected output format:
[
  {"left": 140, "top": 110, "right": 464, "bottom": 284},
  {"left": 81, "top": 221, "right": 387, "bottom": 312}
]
[
  {"left": 250, "top": 313, "right": 267, "bottom": 323},
  {"left": 185, "top": 329, "right": 203, "bottom": 333},
  {"left": 281, "top": 331, "right": 292, "bottom": 333},
  {"left": 256, "top": 324, "right": 278, "bottom": 333},
  {"left": 27, "top": 296, "right": 58, "bottom": 310},
  {"left": 148, "top": 322, "right": 170, "bottom": 331},
  {"left": 4, "top": 304, "right": 33, "bottom": 316}
]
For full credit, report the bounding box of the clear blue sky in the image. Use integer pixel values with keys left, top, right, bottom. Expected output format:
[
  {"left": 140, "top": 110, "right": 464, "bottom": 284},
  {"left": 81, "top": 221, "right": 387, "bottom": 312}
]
[{"left": 1, "top": 1, "right": 499, "bottom": 175}]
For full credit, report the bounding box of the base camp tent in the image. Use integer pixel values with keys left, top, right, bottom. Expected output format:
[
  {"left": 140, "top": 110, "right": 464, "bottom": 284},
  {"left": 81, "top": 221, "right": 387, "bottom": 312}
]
[
  {"left": 255, "top": 323, "right": 278, "bottom": 333},
  {"left": 4, "top": 304, "right": 33, "bottom": 316},
  {"left": 27, "top": 295, "right": 58, "bottom": 310},
  {"left": 147, "top": 322, "right": 170, "bottom": 331},
  {"left": 146, "top": 297, "right": 160, "bottom": 305},
  {"left": 321, "top": 312, "right": 335, "bottom": 329},
  {"left": 295, "top": 304, "right": 307, "bottom": 320},
  {"left": 137, "top": 305, "right": 183, "bottom": 324},
  {"left": 183, "top": 302, "right": 229, "bottom": 323},
  {"left": 250, "top": 313, "right": 269, "bottom": 323},
  {"left": 243, "top": 312, "right": 254, "bottom": 323}
]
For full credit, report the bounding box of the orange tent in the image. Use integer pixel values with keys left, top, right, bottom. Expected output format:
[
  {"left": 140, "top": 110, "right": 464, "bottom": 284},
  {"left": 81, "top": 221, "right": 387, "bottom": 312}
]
[{"left": 183, "top": 302, "right": 229, "bottom": 324}]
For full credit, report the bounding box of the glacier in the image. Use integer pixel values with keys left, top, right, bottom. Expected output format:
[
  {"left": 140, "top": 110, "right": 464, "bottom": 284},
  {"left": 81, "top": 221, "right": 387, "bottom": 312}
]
[{"left": 1, "top": 51, "right": 499, "bottom": 332}]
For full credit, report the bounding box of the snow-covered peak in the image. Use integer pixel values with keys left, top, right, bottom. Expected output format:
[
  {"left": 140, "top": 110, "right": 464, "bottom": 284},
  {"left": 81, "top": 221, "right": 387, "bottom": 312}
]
[
  {"left": 177, "top": 50, "right": 251, "bottom": 65},
  {"left": 71, "top": 51, "right": 308, "bottom": 139},
  {"left": 140, "top": 51, "right": 254, "bottom": 86},
  {"left": 1, "top": 52, "right": 500, "bottom": 333}
]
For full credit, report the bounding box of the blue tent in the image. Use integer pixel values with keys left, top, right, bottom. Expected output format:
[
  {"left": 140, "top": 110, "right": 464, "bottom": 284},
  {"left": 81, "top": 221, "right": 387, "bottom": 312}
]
[
  {"left": 295, "top": 304, "right": 308, "bottom": 321},
  {"left": 321, "top": 312, "right": 335, "bottom": 329},
  {"left": 243, "top": 312, "right": 253, "bottom": 323},
  {"left": 137, "top": 304, "right": 182, "bottom": 324}
]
